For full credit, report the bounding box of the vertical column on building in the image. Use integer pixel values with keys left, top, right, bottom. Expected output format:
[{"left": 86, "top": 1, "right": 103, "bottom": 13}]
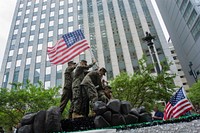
[
  {"left": 112, "top": 0, "right": 133, "bottom": 73},
  {"left": 82, "top": 0, "right": 92, "bottom": 63},
  {"left": 50, "top": 0, "right": 60, "bottom": 87},
  {"left": 123, "top": 0, "right": 144, "bottom": 62},
  {"left": 61, "top": 0, "right": 69, "bottom": 88},
  {"left": 40, "top": 0, "right": 48, "bottom": 84},
  {"left": 72, "top": 0, "right": 80, "bottom": 64},
  {"left": 101, "top": 0, "right": 119, "bottom": 76},
  {"left": 92, "top": 1, "right": 105, "bottom": 67}
]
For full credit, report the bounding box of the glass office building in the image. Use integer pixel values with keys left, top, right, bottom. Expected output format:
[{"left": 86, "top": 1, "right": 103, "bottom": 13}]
[
  {"left": 0, "top": 0, "right": 182, "bottom": 88},
  {"left": 156, "top": 0, "right": 200, "bottom": 86}
]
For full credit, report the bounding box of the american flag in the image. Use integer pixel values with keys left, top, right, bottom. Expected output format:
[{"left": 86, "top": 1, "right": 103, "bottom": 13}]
[
  {"left": 47, "top": 29, "right": 90, "bottom": 65},
  {"left": 163, "top": 87, "right": 193, "bottom": 120}
]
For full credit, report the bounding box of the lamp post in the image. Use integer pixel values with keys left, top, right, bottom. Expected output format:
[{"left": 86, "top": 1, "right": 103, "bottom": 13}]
[
  {"left": 142, "top": 32, "right": 161, "bottom": 73},
  {"left": 189, "top": 61, "right": 200, "bottom": 82}
]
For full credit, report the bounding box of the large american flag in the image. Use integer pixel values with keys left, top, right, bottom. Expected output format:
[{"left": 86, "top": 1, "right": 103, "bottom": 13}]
[
  {"left": 163, "top": 87, "right": 193, "bottom": 120},
  {"left": 47, "top": 29, "right": 90, "bottom": 65}
]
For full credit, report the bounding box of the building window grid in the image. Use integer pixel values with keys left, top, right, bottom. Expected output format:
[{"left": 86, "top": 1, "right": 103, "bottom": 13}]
[{"left": 187, "top": 9, "right": 197, "bottom": 28}]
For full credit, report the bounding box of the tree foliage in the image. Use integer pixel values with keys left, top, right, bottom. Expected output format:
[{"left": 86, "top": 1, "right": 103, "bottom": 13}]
[
  {"left": 188, "top": 80, "right": 200, "bottom": 105},
  {"left": 0, "top": 81, "right": 60, "bottom": 130},
  {"left": 110, "top": 56, "right": 176, "bottom": 111}
]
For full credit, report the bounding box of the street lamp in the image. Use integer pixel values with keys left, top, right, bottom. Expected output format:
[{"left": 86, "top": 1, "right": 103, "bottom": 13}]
[
  {"left": 189, "top": 61, "right": 200, "bottom": 82},
  {"left": 142, "top": 32, "right": 161, "bottom": 73}
]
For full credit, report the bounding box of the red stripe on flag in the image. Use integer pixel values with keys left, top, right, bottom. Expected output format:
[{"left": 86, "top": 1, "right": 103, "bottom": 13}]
[{"left": 48, "top": 39, "right": 90, "bottom": 65}]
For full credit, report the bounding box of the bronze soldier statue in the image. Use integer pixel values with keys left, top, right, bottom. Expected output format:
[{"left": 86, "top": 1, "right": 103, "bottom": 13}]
[
  {"left": 80, "top": 67, "right": 108, "bottom": 117},
  {"left": 59, "top": 61, "right": 77, "bottom": 118},
  {"left": 72, "top": 59, "right": 96, "bottom": 118}
]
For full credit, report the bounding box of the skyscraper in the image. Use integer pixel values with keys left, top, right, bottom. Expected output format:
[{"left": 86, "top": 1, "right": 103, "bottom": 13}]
[
  {"left": 0, "top": 0, "right": 182, "bottom": 89},
  {"left": 156, "top": 0, "right": 200, "bottom": 85}
]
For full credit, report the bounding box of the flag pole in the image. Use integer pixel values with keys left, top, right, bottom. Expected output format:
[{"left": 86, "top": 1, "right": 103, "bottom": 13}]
[{"left": 89, "top": 48, "right": 99, "bottom": 68}]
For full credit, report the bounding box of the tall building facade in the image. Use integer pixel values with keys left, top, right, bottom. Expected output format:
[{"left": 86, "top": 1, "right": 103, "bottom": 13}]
[
  {"left": 168, "top": 40, "right": 189, "bottom": 90},
  {"left": 0, "top": 0, "right": 182, "bottom": 89},
  {"left": 156, "top": 0, "right": 200, "bottom": 86}
]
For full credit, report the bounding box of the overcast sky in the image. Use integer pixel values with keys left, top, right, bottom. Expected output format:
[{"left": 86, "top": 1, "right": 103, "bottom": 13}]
[
  {"left": 0, "top": 0, "right": 168, "bottom": 69},
  {"left": 0, "top": 0, "right": 16, "bottom": 69}
]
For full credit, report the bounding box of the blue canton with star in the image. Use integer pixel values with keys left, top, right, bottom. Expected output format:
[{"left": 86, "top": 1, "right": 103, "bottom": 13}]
[
  {"left": 62, "top": 29, "right": 85, "bottom": 48},
  {"left": 169, "top": 88, "right": 185, "bottom": 106}
]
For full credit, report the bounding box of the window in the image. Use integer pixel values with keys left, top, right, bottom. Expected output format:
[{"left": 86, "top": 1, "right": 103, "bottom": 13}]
[
  {"left": 27, "top": 1, "right": 31, "bottom": 6},
  {"left": 68, "top": 26, "right": 73, "bottom": 32},
  {"left": 31, "top": 25, "right": 36, "bottom": 31},
  {"left": 37, "top": 44, "right": 43, "bottom": 50},
  {"left": 18, "top": 12, "right": 22, "bottom": 16},
  {"left": 26, "top": 58, "right": 31, "bottom": 65},
  {"left": 22, "top": 27, "right": 27, "bottom": 33},
  {"left": 35, "top": 68, "right": 40, "bottom": 76},
  {"left": 33, "top": 7, "right": 38, "bottom": 12},
  {"left": 36, "top": 56, "right": 41, "bottom": 63},
  {"left": 59, "top": 9, "right": 64, "bottom": 15},
  {"left": 50, "top": 12, "right": 54, "bottom": 17},
  {"left": 9, "top": 50, "right": 14, "bottom": 56},
  {"left": 28, "top": 46, "right": 33, "bottom": 52},
  {"left": 57, "top": 65, "right": 62, "bottom": 72},
  {"left": 183, "top": 2, "right": 192, "bottom": 21},
  {"left": 60, "top": 1, "right": 64, "bottom": 6},
  {"left": 19, "top": 4, "right": 23, "bottom": 8},
  {"left": 48, "top": 41, "right": 53, "bottom": 47},
  {"left": 187, "top": 10, "right": 197, "bottom": 28},
  {"left": 11, "top": 39, "right": 16, "bottom": 45},
  {"left": 42, "top": 5, "right": 46, "bottom": 10},
  {"left": 26, "top": 9, "right": 30, "bottom": 14},
  {"left": 16, "top": 60, "right": 21, "bottom": 67},
  {"left": 35, "top": 0, "right": 39, "bottom": 4},
  {"left": 191, "top": 17, "right": 200, "bottom": 40},
  {"left": 40, "top": 23, "right": 45, "bottom": 28},
  {"left": 24, "top": 18, "right": 28, "bottom": 23},
  {"left": 51, "top": 3, "right": 55, "bottom": 8},
  {"left": 48, "top": 31, "right": 53, "bottom": 37},
  {"left": 33, "top": 16, "right": 37, "bottom": 21},
  {"left": 16, "top": 20, "right": 20, "bottom": 25},
  {"left": 18, "top": 48, "right": 23, "bottom": 55},
  {"left": 45, "top": 81, "right": 50, "bottom": 89},
  {"left": 58, "top": 29, "right": 63, "bottom": 35},
  {"left": 29, "top": 35, "right": 34, "bottom": 41},
  {"left": 59, "top": 19, "right": 63, "bottom": 24},
  {"left": 41, "top": 14, "right": 46, "bottom": 19},
  {"left": 6, "top": 62, "right": 11, "bottom": 68},
  {"left": 14, "top": 29, "right": 18, "bottom": 35},
  {"left": 68, "top": 7, "right": 73, "bottom": 12},
  {"left": 39, "top": 33, "right": 43, "bottom": 39},
  {"left": 68, "top": 16, "right": 73, "bottom": 22},
  {"left": 20, "top": 37, "right": 25, "bottom": 43},
  {"left": 180, "top": 0, "right": 188, "bottom": 14},
  {"left": 46, "top": 67, "right": 51, "bottom": 75},
  {"left": 49, "top": 21, "right": 54, "bottom": 26},
  {"left": 68, "top": 0, "right": 73, "bottom": 4},
  {"left": 46, "top": 54, "right": 50, "bottom": 61}
]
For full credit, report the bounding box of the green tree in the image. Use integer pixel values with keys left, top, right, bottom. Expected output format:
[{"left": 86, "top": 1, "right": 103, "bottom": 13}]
[
  {"left": 0, "top": 81, "right": 60, "bottom": 131},
  {"left": 188, "top": 80, "right": 200, "bottom": 105},
  {"left": 110, "top": 56, "right": 176, "bottom": 111}
]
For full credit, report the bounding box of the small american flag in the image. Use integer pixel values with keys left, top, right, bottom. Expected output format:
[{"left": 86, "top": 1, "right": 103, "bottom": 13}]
[
  {"left": 163, "top": 87, "right": 193, "bottom": 120},
  {"left": 47, "top": 29, "right": 90, "bottom": 65}
]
